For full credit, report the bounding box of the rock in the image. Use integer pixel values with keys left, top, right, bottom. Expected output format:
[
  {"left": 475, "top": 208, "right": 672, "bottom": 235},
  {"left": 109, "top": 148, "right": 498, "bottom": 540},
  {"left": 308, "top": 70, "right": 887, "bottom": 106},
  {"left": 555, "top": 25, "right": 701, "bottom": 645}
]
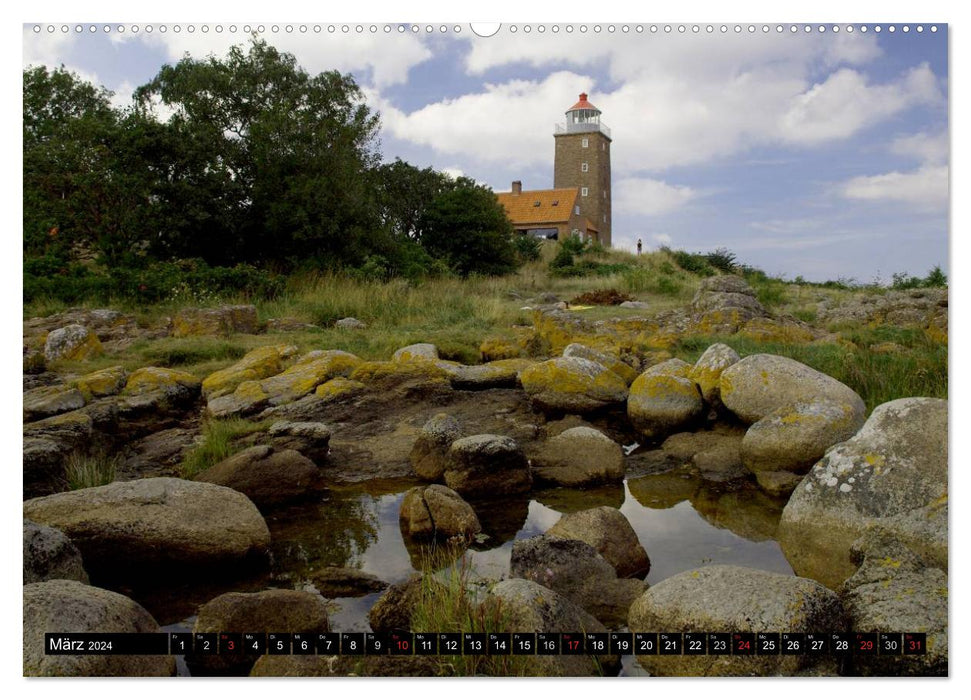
[
  {"left": 839, "top": 534, "right": 946, "bottom": 676},
  {"left": 627, "top": 359, "right": 705, "bottom": 440},
  {"left": 23, "top": 348, "right": 46, "bottom": 374},
  {"left": 689, "top": 276, "right": 767, "bottom": 334},
  {"left": 24, "top": 579, "right": 175, "bottom": 676},
  {"left": 190, "top": 590, "right": 329, "bottom": 675},
  {"left": 195, "top": 445, "right": 323, "bottom": 509},
  {"left": 400, "top": 484, "right": 482, "bottom": 540},
  {"left": 23, "top": 477, "right": 270, "bottom": 578},
  {"left": 778, "top": 398, "right": 947, "bottom": 589},
  {"left": 742, "top": 400, "right": 866, "bottom": 475},
  {"left": 740, "top": 317, "right": 816, "bottom": 344},
  {"left": 628, "top": 565, "right": 844, "bottom": 676},
  {"left": 562, "top": 343, "right": 638, "bottom": 385},
  {"left": 482, "top": 579, "right": 616, "bottom": 676},
  {"left": 251, "top": 654, "right": 440, "bottom": 677},
  {"left": 448, "top": 363, "right": 520, "bottom": 390},
  {"left": 209, "top": 350, "right": 362, "bottom": 416},
  {"left": 23, "top": 410, "right": 94, "bottom": 497},
  {"left": 123, "top": 367, "right": 201, "bottom": 404},
  {"left": 443, "top": 434, "right": 532, "bottom": 496},
  {"left": 688, "top": 343, "right": 740, "bottom": 406},
  {"left": 266, "top": 318, "right": 320, "bottom": 332},
  {"left": 392, "top": 343, "right": 439, "bottom": 362},
  {"left": 335, "top": 317, "right": 367, "bottom": 330},
  {"left": 529, "top": 426, "right": 625, "bottom": 487},
  {"left": 73, "top": 366, "right": 127, "bottom": 400},
  {"left": 23, "top": 519, "right": 88, "bottom": 584},
  {"left": 547, "top": 507, "right": 649, "bottom": 577},
  {"left": 202, "top": 344, "right": 298, "bottom": 398},
  {"left": 410, "top": 413, "right": 463, "bottom": 481},
  {"left": 43, "top": 324, "right": 103, "bottom": 362},
  {"left": 520, "top": 356, "right": 628, "bottom": 415},
  {"left": 510, "top": 535, "right": 646, "bottom": 626},
  {"left": 350, "top": 360, "right": 451, "bottom": 386},
  {"left": 23, "top": 384, "right": 86, "bottom": 422},
  {"left": 310, "top": 567, "right": 388, "bottom": 598},
  {"left": 368, "top": 574, "right": 423, "bottom": 633},
  {"left": 172, "top": 305, "right": 259, "bottom": 337},
  {"left": 267, "top": 421, "right": 332, "bottom": 463},
  {"left": 620, "top": 300, "right": 650, "bottom": 309},
  {"left": 720, "top": 354, "right": 865, "bottom": 425},
  {"left": 315, "top": 378, "right": 366, "bottom": 401},
  {"left": 754, "top": 470, "right": 805, "bottom": 497},
  {"left": 122, "top": 427, "right": 197, "bottom": 476}
]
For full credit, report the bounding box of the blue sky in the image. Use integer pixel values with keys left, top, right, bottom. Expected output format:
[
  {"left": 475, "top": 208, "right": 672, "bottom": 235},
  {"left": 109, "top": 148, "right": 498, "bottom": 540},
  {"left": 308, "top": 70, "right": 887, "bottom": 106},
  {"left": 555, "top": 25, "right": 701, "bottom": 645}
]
[{"left": 22, "top": 22, "right": 949, "bottom": 282}]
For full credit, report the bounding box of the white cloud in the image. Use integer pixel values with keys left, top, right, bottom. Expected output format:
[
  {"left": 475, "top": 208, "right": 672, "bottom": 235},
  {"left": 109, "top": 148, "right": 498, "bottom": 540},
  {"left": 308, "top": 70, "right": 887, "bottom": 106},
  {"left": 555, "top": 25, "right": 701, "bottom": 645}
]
[
  {"left": 779, "top": 65, "right": 941, "bottom": 144},
  {"left": 891, "top": 131, "right": 949, "bottom": 165},
  {"left": 841, "top": 165, "right": 948, "bottom": 209},
  {"left": 441, "top": 167, "right": 464, "bottom": 179},
  {"left": 122, "top": 30, "right": 432, "bottom": 88},
  {"left": 614, "top": 177, "right": 696, "bottom": 216},
  {"left": 22, "top": 26, "right": 77, "bottom": 68},
  {"left": 653, "top": 233, "right": 673, "bottom": 245}
]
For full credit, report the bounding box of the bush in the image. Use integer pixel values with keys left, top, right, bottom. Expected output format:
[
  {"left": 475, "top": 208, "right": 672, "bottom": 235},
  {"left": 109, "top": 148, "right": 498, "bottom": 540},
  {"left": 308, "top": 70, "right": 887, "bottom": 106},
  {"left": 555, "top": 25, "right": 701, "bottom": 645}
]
[
  {"left": 665, "top": 248, "right": 715, "bottom": 276},
  {"left": 513, "top": 234, "right": 542, "bottom": 262},
  {"left": 706, "top": 247, "right": 738, "bottom": 273},
  {"left": 560, "top": 235, "right": 589, "bottom": 256},
  {"left": 891, "top": 265, "right": 948, "bottom": 290},
  {"left": 571, "top": 289, "right": 633, "bottom": 306}
]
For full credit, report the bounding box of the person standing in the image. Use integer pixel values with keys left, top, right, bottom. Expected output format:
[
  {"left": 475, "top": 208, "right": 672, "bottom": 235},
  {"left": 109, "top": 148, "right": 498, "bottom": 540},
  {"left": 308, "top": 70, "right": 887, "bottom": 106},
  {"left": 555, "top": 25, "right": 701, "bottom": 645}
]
[{"left": 637, "top": 238, "right": 642, "bottom": 255}]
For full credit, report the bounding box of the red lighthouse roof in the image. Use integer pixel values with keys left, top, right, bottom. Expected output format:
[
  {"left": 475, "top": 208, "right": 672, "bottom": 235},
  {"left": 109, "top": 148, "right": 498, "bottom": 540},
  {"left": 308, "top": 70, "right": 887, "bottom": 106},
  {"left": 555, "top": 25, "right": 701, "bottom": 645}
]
[{"left": 567, "top": 92, "right": 599, "bottom": 112}]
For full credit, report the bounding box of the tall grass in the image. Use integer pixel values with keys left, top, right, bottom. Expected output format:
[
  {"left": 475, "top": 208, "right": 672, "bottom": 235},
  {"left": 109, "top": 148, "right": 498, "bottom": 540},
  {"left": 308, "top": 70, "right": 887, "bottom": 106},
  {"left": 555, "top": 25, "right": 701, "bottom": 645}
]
[
  {"left": 65, "top": 451, "right": 119, "bottom": 490},
  {"left": 408, "top": 546, "right": 535, "bottom": 677},
  {"left": 181, "top": 418, "right": 270, "bottom": 478}
]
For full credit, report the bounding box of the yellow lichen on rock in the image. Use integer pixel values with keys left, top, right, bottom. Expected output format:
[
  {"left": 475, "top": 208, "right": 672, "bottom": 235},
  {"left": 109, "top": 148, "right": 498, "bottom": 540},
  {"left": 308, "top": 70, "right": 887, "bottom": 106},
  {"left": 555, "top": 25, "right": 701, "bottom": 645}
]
[
  {"left": 73, "top": 366, "right": 127, "bottom": 400},
  {"left": 315, "top": 377, "right": 366, "bottom": 400},
  {"left": 740, "top": 318, "right": 815, "bottom": 344},
  {"left": 479, "top": 337, "right": 523, "bottom": 362},
  {"left": 202, "top": 344, "right": 298, "bottom": 398},
  {"left": 124, "top": 367, "right": 201, "bottom": 395}
]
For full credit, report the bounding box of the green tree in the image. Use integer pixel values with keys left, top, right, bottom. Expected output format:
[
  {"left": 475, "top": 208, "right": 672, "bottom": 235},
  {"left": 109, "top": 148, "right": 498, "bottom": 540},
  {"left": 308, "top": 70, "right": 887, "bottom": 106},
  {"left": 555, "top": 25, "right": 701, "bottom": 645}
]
[
  {"left": 135, "top": 38, "right": 381, "bottom": 267},
  {"left": 373, "top": 158, "right": 458, "bottom": 241},
  {"left": 418, "top": 184, "right": 517, "bottom": 276}
]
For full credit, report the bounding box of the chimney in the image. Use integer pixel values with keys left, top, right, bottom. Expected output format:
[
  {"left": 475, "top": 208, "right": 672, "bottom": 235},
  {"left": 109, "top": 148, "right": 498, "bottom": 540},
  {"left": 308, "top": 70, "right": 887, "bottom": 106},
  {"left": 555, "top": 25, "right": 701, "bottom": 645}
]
[{"left": 512, "top": 180, "right": 522, "bottom": 195}]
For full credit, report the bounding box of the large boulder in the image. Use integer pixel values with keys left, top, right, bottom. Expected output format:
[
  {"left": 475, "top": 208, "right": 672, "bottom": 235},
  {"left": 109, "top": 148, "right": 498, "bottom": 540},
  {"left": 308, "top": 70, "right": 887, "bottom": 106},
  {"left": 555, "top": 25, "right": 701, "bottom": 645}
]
[
  {"left": 688, "top": 343, "right": 740, "bottom": 406},
  {"left": 529, "top": 427, "right": 625, "bottom": 487},
  {"left": 368, "top": 575, "right": 423, "bottom": 634},
  {"left": 23, "top": 384, "right": 86, "bottom": 422},
  {"left": 778, "top": 398, "right": 947, "bottom": 589},
  {"left": 189, "top": 589, "right": 329, "bottom": 675},
  {"left": 839, "top": 534, "right": 947, "bottom": 676},
  {"left": 172, "top": 305, "right": 259, "bottom": 337},
  {"left": 510, "top": 535, "right": 646, "bottom": 626},
  {"left": 43, "top": 324, "right": 103, "bottom": 362},
  {"left": 400, "top": 484, "right": 481, "bottom": 540},
  {"left": 23, "top": 579, "right": 175, "bottom": 676},
  {"left": 74, "top": 366, "right": 127, "bottom": 400},
  {"left": 481, "top": 579, "right": 617, "bottom": 676},
  {"left": 628, "top": 565, "right": 844, "bottom": 676},
  {"left": 547, "top": 507, "right": 650, "bottom": 578},
  {"left": 123, "top": 367, "right": 201, "bottom": 404},
  {"left": 627, "top": 359, "right": 705, "bottom": 440},
  {"left": 720, "top": 354, "right": 865, "bottom": 425},
  {"left": 195, "top": 445, "right": 323, "bottom": 509},
  {"left": 392, "top": 343, "right": 439, "bottom": 362},
  {"left": 448, "top": 363, "right": 521, "bottom": 390},
  {"left": 563, "top": 343, "right": 638, "bottom": 385},
  {"left": 410, "top": 413, "right": 463, "bottom": 481},
  {"left": 443, "top": 434, "right": 532, "bottom": 497},
  {"left": 742, "top": 400, "right": 866, "bottom": 475},
  {"left": 201, "top": 344, "right": 298, "bottom": 398},
  {"left": 23, "top": 519, "right": 88, "bottom": 584},
  {"left": 23, "top": 477, "right": 271, "bottom": 578},
  {"left": 689, "top": 276, "right": 767, "bottom": 334},
  {"left": 520, "top": 357, "right": 628, "bottom": 415},
  {"left": 23, "top": 410, "right": 94, "bottom": 497},
  {"left": 661, "top": 429, "right": 748, "bottom": 483},
  {"left": 266, "top": 421, "right": 332, "bottom": 463}
]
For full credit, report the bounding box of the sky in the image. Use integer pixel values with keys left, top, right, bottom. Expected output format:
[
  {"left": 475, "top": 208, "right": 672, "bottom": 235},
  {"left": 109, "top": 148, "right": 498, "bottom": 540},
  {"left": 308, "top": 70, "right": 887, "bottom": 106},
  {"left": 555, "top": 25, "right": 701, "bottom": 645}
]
[{"left": 22, "top": 22, "right": 948, "bottom": 283}]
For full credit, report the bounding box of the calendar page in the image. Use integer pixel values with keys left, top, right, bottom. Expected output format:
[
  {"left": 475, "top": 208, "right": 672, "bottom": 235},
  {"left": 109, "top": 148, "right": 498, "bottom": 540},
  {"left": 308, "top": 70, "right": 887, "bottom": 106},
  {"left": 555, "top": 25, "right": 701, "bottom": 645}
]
[{"left": 21, "top": 17, "right": 948, "bottom": 682}]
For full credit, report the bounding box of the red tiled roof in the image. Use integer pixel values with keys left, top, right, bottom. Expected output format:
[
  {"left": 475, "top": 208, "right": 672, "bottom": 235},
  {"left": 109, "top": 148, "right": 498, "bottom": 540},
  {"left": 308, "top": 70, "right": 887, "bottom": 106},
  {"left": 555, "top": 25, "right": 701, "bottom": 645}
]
[{"left": 496, "top": 188, "right": 579, "bottom": 225}]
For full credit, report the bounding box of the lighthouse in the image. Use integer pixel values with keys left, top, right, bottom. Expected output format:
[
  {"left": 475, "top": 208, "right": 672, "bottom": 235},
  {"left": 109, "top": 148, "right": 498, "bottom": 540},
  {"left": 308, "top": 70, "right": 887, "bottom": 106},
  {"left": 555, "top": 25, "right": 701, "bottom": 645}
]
[{"left": 553, "top": 93, "right": 612, "bottom": 246}]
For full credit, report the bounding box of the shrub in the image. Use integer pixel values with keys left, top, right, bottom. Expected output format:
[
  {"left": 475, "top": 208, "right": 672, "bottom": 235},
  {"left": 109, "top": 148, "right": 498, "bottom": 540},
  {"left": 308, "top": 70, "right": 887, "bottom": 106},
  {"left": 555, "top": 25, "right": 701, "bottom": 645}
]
[
  {"left": 571, "top": 288, "right": 633, "bottom": 306},
  {"left": 706, "top": 247, "right": 738, "bottom": 273},
  {"left": 560, "top": 235, "right": 589, "bottom": 256},
  {"left": 513, "top": 234, "right": 542, "bottom": 262},
  {"left": 666, "top": 248, "right": 715, "bottom": 276}
]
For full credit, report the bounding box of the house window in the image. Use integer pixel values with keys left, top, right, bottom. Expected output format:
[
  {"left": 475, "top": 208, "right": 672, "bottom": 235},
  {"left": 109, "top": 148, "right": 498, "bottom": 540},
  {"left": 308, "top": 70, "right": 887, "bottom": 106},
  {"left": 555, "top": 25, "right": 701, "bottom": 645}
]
[
  {"left": 581, "top": 162, "right": 589, "bottom": 172},
  {"left": 581, "top": 187, "right": 588, "bottom": 197},
  {"left": 582, "top": 137, "right": 589, "bottom": 148},
  {"left": 602, "top": 143, "right": 606, "bottom": 150}
]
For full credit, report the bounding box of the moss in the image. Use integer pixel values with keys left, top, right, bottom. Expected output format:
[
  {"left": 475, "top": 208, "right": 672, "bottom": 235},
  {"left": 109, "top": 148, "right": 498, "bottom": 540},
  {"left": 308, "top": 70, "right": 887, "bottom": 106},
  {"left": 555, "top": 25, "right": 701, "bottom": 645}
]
[
  {"left": 73, "top": 366, "right": 127, "bottom": 400},
  {"left": 124, "top": 366, "right": 201, "bottom": 395},
  {"left": 315, "top": 378, "right": 366, "bottom": 400},
  {"left": 201, "top": 344, "right": 296, "bottom": 398},
  {"left": 479, "top": 337, "right": 522, "bottom": 362}
]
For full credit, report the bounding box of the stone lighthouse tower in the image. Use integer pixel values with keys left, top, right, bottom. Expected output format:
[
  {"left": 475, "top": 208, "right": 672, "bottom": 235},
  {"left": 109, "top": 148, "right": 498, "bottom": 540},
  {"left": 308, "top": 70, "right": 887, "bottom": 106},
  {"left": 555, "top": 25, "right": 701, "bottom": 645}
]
[{"left": 553, "top": 92, "right": 612, "bottom": 246}]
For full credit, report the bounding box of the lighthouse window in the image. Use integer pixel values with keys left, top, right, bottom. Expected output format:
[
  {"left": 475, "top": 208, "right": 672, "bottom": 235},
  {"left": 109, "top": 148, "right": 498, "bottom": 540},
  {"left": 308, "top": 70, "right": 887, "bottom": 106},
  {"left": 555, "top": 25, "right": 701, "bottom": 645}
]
[
  {"left": 582, "top": 138, "right": 589, "bottom": 148},
  {"left": 574, "top": 205, "right": 580, "bottom": 215},
  {"left": 581, "top": 162, "right": 589, "bottom": 172},
  {"left": 581, "top": 187, "right": 588, "bottom": 197}
]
